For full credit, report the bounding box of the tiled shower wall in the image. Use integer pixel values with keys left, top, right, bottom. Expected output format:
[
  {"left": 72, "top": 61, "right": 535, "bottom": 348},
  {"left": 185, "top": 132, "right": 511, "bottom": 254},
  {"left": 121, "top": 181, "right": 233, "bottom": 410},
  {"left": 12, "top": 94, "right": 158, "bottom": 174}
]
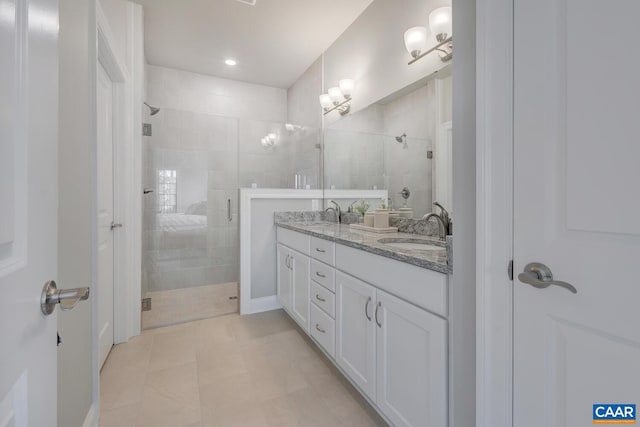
[{"left": 142, "top": 65, "right": 320, "bottom": 298}]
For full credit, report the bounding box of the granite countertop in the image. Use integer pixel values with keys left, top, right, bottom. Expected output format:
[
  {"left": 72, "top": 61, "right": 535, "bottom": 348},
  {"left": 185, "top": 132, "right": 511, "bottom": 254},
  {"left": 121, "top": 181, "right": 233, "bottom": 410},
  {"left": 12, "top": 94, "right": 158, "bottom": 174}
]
[{"left": 275, "top": 218, "right": 451, "bottom": 274}]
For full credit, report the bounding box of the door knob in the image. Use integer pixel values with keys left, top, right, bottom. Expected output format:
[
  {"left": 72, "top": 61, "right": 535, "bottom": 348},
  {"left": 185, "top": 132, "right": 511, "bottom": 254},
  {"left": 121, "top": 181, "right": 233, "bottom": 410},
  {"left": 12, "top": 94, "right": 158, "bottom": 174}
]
[
  {"left": 41, "top": 280, "right": 90, "bottom": 315},
  {"left": 518, "top": 262, "right": 577, "bottom": 294}
]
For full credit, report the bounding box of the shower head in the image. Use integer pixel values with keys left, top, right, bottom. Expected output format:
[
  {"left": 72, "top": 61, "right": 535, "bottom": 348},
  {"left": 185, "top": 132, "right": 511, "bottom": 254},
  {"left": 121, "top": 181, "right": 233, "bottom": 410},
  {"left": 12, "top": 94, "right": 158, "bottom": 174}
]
[
  {"left": 395, "top": 133, "right": 408, "bottom": 149},
  {"left": 144, "top": 102, "right": 160, "bottom": 116}
]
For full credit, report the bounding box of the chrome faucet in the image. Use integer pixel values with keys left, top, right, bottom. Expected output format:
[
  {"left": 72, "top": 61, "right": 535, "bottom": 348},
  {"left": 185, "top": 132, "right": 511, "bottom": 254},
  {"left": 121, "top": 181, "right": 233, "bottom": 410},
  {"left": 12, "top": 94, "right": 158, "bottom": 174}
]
[
  {"left": 423, "top": 201, "right": 451, "bottom": 239},
  {"left": 325, "top": 200, "right": 342, "bottom": 223}
]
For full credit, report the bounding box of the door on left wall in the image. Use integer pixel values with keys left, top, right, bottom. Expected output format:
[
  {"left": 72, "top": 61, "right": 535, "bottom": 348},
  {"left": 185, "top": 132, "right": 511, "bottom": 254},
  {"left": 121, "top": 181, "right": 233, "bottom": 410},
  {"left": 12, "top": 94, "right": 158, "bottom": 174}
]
[{"left": 97, "top": 63, "right": 116, "bottom": 368}]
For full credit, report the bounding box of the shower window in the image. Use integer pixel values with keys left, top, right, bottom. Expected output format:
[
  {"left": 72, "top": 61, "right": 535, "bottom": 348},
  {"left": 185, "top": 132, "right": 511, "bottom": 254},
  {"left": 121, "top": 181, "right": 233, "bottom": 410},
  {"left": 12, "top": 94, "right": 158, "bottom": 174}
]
[{"left": 157, "top": 169, "right": 177, "bottom": 213}]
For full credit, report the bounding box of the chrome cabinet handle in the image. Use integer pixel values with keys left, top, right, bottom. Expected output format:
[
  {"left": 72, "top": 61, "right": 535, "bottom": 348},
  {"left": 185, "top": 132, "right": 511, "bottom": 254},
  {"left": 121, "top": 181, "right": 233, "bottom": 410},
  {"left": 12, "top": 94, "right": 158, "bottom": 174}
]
[
  {"left": 41, "top": 280, "right": 90, "bottom": 315},
  {"left": 315, "top": 248, "right": 326, "bottom": 253},
  {"left": 518, "top": 262, "right": 577, "bottom": 294},
  {"left": 315, "top": 294, "right": 326, "bottom": 302},
  {"left": 315, "top": 324, "right": 326, "bottom": 334},
  {"left": 364, "top": 296, "right": 372, "bottom": 321},
  {"left": 227, "top": 199, "right": 232, "bottom": 222},
  {"left": 285, "top": 254, "right": 291, "bottom": 269},
  {"left": 315, "top": 271, "right": 326, "bottom": 278},
  {"left": 375, "top": 302, "right": 382, "bottom": 328},
  {"left": 110, "top": 221, "right": 123, "bottom": 230}
]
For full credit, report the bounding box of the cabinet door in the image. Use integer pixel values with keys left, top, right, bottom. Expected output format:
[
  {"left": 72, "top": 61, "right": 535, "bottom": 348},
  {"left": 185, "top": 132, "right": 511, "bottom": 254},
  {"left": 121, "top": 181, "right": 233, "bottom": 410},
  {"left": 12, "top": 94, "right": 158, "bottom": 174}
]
[
  {"left": 277, "top": 244, "right": 292, "bottom": 311},
  {"left": 376, "top": 290, "right": 447, "bottom": 427},
  {"left": 335, "top": 272, "right": 377, "bottom": 401},
  {"left": 290, "top": 249, "right": 310, "bottom": 332}
]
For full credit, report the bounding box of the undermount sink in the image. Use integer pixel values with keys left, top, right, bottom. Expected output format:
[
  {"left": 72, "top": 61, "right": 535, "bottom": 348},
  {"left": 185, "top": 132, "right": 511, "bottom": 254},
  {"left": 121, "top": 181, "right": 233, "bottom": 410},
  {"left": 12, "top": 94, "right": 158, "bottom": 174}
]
[{"left": 377, "top": 238, "right": 445, "bottom": 251}]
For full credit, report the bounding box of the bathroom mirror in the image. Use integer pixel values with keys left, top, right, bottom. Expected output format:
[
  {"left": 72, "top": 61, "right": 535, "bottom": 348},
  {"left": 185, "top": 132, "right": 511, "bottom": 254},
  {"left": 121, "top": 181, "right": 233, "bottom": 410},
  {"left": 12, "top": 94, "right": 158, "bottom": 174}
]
[{"left": 323, "top": 69, "right": 452, "bottom": 218}]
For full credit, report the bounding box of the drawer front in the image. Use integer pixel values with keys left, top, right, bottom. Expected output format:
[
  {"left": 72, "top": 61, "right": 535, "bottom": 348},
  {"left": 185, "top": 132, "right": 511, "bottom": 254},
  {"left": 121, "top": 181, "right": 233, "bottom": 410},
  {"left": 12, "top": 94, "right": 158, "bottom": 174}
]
[
  {"left": 310, "top": 237, "right": 335, "bottom": 265},
  {"left": 335, "top": 244, "right": 448, "bottom": 317},
  {"left": 310, "top": 303, "right": 335, "bottom": 359},
  {"left": 310, "top": 259, "right": 335, "bottom": 292},
  {"left": 277, "top": 227, "right": 310, "bottom": 255},
  {"left": 311, "top": 281, "right": 335, "bottom": 318}
]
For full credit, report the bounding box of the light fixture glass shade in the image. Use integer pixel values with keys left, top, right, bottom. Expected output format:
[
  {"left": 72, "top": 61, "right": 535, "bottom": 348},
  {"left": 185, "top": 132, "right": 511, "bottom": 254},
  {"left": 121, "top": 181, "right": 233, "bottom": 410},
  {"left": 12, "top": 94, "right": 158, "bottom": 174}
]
[
  {"left": 267, "top": 133, "right": 277, "bottom": 143},
  {"left": 404, "top": 26, "right": 429, "bottom": 57},
  {"left": 429, "top": 7, "right": 452, "bottom": 41},
  {"left": 261, "top": 137, "right": 268, "bottom": 146},
  {"left": 319, "top": 94, "right": 333, "bottom": 109},
  {"left": 328, "top": 87, "right": 344, "bottom": 103},
  {"left": 339, "top": 79, "right": 355, "bottom": 98}
]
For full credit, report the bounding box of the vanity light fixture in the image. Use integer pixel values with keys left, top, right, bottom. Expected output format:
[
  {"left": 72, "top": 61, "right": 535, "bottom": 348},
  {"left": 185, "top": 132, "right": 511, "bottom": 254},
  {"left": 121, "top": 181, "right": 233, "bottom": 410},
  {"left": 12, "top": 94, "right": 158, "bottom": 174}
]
[
  {"left": 318, "top": 79, "right": 354, "bottom": 116},
  {"left": 405, "top": 6, "right": 453, "bottom": 65},
  {"left": 225, "top": 59, "right": 237, "bottom": 66}
]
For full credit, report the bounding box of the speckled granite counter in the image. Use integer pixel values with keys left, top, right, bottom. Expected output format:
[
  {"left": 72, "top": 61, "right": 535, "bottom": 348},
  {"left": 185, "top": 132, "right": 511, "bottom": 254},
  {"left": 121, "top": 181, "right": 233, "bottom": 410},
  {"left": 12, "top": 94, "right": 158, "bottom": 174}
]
[{"left": 275, "top": 214, "right": 451, "bottom": 274}]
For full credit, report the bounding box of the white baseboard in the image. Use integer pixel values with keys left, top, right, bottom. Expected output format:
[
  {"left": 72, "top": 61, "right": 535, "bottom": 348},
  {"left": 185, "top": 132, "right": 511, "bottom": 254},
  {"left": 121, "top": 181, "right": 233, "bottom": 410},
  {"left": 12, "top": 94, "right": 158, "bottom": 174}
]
[
  {"left": 247, "top": 295, "right": 281, "bottom": 314},
  {"left": 82, "top": 403, "right": 97, "bottom": 427}
]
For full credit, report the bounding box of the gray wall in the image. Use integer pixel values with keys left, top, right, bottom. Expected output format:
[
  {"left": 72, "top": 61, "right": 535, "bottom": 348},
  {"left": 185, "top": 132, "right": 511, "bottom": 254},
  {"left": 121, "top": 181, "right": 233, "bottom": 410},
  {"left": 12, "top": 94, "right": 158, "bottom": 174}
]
[
  {"left": 57, "top": 0, "right": 95, "bottom": 425},
  {"left": 450, "top": 0, "right": 476, "bottom": 425}
]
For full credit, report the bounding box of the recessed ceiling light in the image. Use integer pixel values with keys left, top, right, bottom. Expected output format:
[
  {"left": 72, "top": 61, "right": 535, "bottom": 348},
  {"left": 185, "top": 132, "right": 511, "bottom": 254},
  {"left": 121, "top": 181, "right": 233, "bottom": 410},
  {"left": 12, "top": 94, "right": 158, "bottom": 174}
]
[{"left": 225, "top": 59, "right": 237, "bottom": 66}]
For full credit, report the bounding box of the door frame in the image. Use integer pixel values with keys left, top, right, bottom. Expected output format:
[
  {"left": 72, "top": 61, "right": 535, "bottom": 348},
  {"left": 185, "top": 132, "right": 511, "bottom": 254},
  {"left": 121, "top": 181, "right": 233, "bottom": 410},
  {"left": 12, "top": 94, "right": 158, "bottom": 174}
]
[
  {"left": 93, "top": 0, "right": 143, "bottom": 385},
  {"left": 475, "top": 0, "right": 514, "bottom": 426}
]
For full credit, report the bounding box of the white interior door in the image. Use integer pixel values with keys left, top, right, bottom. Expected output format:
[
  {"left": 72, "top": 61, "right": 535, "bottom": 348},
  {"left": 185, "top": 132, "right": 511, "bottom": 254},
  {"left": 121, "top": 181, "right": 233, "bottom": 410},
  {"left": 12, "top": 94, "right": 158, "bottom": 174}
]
[
  {"left": 0, "top": 0, "right": 59, "bottom": 424},
  {"left": 97, "top": 64, "right": 115, "bottom": 369},
  {"left": 513, "top": 1, "right": 640, "bottom": 425}
]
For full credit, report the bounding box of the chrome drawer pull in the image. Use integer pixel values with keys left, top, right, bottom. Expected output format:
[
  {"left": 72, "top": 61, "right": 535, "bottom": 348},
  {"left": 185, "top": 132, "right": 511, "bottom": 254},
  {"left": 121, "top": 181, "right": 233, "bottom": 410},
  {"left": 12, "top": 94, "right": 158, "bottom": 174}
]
[
  {"left": 365, "top": 296, "right": 372, "bottom": 321},
  {"left": 315, "top": 271, "right": 326, "bottom": 278},
  {"left": 375, "top": 302, "right": 382, "bottom": 328},
  {"left": 315, "top": 324, "right": 326, "bottom": 334},
  {"left": 315, "top": 248, "right": 326, "bottom": 253},
  {"left": 315, "top": 294, "right": 326, "bottom": 302}
]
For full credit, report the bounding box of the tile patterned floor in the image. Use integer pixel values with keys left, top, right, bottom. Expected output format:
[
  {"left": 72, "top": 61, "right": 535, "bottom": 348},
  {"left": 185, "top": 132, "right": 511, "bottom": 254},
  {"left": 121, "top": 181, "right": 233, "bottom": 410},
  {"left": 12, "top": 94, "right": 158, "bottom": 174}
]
[
  {"left": 100, "top": 310, "right": 388, "bottom": 427},
  {"left": 142, "top": 283, "right": 239, "bottom": 330}
]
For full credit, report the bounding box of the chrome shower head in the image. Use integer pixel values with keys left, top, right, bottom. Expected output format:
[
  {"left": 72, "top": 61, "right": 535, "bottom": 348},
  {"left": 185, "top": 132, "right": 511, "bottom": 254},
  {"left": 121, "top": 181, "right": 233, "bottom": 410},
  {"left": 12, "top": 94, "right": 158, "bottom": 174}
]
[
  {"left": 395, "top": 133, "right": 407, "bottom": 143},
  {"left": 144, "top": 102, "right": 160, "bottom": 116}
]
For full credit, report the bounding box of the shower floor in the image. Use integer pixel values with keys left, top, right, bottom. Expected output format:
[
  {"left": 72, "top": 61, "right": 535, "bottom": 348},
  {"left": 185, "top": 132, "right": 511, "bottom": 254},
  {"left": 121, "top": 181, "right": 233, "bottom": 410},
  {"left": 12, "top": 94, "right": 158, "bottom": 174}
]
[{"left": 142, "top": 282, "right": 238, "bottom": 330}]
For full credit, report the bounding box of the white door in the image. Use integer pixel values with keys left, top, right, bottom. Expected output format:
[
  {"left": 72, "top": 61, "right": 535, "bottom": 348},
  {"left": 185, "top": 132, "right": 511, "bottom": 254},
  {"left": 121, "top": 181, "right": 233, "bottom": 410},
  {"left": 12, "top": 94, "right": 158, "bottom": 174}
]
[
  {"left": 0, "top": 0, "right": 59, "bottom": 424},
  {"left": 513, "top": 1, "right": 640, "bottom": 425},
  {"left": 335, "top": 272, "right": 376, "bottom": 401},
  {"left": 376, "top": 290, "right": 447, "bottom": 427},
  {"left": 97, "top": 64, "right": 114, "bottom": 369},
  {"left": 277, "top": 244, "right": 292, "bottom": 311},
  {"left": 290, "top": 250, "right": 309, "bottom": 331}
]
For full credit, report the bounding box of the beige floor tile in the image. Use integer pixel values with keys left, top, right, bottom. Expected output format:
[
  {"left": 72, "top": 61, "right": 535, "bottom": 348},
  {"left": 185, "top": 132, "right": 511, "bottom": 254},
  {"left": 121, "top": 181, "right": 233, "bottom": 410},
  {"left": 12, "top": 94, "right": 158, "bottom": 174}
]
[
  {"left": 145, "top": 362, "right": 199, "bottom": 405},
  {"left": 100, "top": 364, "right": 147, "bottom": 411},
  {"left": 197, "top": 344, "right": 248, "bottom": 385},
  {"left": 148, "top": 327, "right": 197, "bottom": 372},
  {"left": 201, "top": 401, "right": 269, "bottom": 427},
  {"left": 285, "top": 387, "right": 344, "bottom": 427},
  {"left": 98, "top": 402, "right": 139, "bottom": 427},
  {"left": 261, "top": 395, "right": 300, "bottom": 427},
  {"left": 136, "top": 386, "right": 201, "bottom": 427},
  {"left": 199, "top": 372, "right": 257, "bottom": 411}
]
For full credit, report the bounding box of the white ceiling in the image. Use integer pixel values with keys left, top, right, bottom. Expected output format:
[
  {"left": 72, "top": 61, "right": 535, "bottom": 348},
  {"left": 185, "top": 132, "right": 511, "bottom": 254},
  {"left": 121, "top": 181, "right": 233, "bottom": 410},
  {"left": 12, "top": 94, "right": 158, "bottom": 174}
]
[{"left": 131, "top": 0, "right": 374, "bottom": 89}]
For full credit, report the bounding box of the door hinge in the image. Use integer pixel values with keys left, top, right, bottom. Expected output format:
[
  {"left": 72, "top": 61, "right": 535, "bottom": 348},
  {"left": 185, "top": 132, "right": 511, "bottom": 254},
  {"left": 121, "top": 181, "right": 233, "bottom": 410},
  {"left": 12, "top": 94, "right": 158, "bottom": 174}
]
[{"left": 508, "top": 259, "right": 514, "bottom": 281}]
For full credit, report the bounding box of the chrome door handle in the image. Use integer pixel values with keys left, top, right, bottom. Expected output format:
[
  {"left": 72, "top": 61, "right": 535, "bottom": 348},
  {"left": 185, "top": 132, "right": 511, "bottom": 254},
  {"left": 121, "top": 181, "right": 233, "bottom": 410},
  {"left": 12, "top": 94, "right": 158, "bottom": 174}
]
[
  {"left": 518, "top": 262, "right": 577, "bottom": 294},
  {"left": 315, "top": 271, "right": 326, "bottom": 278},
  {"left": 375, "top": 301, "right": 382, "bottom": 328},
  {"left": 227, "top": 198, "right": 232, "bottom": 222},
  {"left": 315, "top": 294, "right": 326, "bottom": 302},
  {"left": 41, "top": 280, "right": 90, "bottom": 315},
  {"left": 285, "top": 254, "right": 290, "bottom": 269},
  {"left": 110, "top": 221, "right": 123, "bottom": 230},
  {"left": 364, "top": 296, "right": 372, "bottom": 321},
  {"left": 315, "top": 248, "right": 326, "bottom": 253},
  {"left": 315, "top": 324, "right": 326, "bottom": 334}
]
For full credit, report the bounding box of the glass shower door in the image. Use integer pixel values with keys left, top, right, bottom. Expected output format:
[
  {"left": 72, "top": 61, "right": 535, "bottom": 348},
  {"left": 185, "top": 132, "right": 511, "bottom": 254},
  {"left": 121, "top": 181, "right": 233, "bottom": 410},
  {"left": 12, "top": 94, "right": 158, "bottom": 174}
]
[{"left": 142, "top": 110, "right": 239, "bottom": 329}]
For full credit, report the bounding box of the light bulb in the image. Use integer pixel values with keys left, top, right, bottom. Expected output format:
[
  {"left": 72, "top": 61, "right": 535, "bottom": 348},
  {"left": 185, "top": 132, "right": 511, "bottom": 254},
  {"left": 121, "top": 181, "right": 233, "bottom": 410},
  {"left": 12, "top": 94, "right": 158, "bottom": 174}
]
[
  {"left": 267, "top": 133, "right": 277, "bottom": 144},
  {"left": 429, "top": 7, "right": 452, "bottom": 42},
  {"left": 225, "top": 59, "right": 237, "bottom": 66},
  {"left": 339, "top": 79, "right": 355, "bottom": 99},
  {"left": 328, "top": 87, "right": 343, "bottom": 104},
  {"left": 404, "top": 26, "right": 429, "bottom": 58},
  {"left": 319, "top": 94, "right": 333, "bottom": 109}
]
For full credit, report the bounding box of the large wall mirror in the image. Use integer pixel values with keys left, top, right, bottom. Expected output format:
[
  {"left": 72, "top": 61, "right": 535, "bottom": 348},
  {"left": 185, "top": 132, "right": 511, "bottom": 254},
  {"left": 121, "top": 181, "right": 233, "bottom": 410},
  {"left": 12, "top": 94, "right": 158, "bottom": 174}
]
[{"left": 323, "top": 68, "right": 452, "bottom": 219}]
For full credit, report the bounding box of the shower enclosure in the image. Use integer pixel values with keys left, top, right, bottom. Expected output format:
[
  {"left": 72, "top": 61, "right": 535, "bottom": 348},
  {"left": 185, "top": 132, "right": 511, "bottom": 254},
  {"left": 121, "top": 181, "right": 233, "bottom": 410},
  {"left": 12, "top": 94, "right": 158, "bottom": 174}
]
[{"left": 141, "top": 107, "right": 320, "bottom": 329}]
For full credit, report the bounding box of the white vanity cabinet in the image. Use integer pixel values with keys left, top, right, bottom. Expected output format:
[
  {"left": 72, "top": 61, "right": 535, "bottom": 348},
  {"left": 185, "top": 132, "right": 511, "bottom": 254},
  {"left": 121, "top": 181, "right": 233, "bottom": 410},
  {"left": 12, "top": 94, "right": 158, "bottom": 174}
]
[
  {"left": 276, "top": 230, "right": 311, "bottom": 333},
  {"left": 276, "top": 226, "right": 448, "bottom": 427}
]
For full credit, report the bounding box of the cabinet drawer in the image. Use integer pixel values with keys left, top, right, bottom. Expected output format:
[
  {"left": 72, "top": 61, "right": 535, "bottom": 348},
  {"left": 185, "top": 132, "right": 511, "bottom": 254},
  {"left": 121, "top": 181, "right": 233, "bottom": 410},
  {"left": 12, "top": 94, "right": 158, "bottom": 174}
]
[
  {"left": 310, "top": 259, "right": 335, "bottom": 292},
  {"left": 310, "top": 303, "right": 335, "bottom": 358},
  {"left": 277, "top": 227, "right": 310, "bottom": 255},
  {"left": 310, "top": 237, "right": 334, "bottom": 265},
  {"left": 311, "top": 281, "right": 335, "bottom": 318}
]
